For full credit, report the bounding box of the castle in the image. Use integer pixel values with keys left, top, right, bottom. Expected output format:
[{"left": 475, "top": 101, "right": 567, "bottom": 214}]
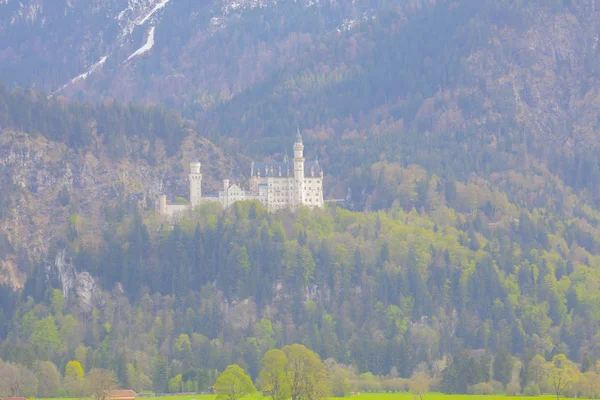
[{"left": 156, "top": 132, "right": 324, "bottom": 216}]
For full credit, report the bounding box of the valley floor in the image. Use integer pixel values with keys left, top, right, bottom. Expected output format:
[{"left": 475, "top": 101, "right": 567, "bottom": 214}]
[{"left": 40, "top": 393, "right": 581, "bottom": 400}]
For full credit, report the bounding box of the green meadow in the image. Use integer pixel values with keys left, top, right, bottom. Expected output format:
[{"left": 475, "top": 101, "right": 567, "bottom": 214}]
[
  {"left": 330, "top": 394, "right": 562, "bottom": 400},
  {"left": 40, "top": 394, "right": 582, "bottom": 400}
]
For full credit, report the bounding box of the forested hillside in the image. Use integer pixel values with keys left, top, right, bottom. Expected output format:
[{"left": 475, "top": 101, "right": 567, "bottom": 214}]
[
  {"left": 4, "top": 187, "right": 600, "bottom": 396},
  {"left": 3, "top": 0, "right": 600, "bottom": 397}
]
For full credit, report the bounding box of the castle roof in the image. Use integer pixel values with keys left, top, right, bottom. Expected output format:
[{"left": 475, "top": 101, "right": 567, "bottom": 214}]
[
  {"left": 250, "top": 160, "right": 322, "bottom": 177},
  {"left": 227, "top": 183, "right": 242, "bottom": 192},
  {"left": 252, "top": 162, "right": 293, "bottom": 177},
  {"left": 305, "top": 160, "right": 323, "bottom": 176}
]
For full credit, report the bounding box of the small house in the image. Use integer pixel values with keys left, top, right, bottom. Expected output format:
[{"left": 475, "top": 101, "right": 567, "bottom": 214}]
[{"left": 101, "top": 389, "right": 137, "bottom": 400}]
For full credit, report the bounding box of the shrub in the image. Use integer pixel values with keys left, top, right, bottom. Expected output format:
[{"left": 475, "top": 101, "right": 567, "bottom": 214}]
[
  {"left": 381, "top": 378, "right": 407, "bottom": 392},
  {"left": 429, "top": 377, "right": 442, "bottom": 392},
  {"left": 523, "top": 383, "right": 541, "bottom": 396},
  {"left": 506, "top": 382, "right": 521, "bottom": 396},
  {"left": 468, "top": 382, "right": 494, "bottom": 395},
  {"left": 490, "top": 380, "right": 504, "bottom": 394},
  {"left": 354, "top": 374, "right": 381, "bottom": 392}
]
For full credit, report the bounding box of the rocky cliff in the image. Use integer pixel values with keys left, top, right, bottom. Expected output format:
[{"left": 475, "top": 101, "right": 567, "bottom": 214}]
[{"left": 0, "top": 128, "right": 237, "bottom": 288}]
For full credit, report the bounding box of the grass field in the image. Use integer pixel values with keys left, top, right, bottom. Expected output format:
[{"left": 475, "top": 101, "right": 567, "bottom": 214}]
[
  {"left": 42, "top": 393, "right": 571, "bottom": 400},
  {"left": 330, "top": 394, "right": 561, "bottom": 400}
]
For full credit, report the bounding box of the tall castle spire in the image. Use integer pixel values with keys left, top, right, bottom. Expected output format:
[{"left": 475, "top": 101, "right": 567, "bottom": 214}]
[
  {"left": 296, "top": 124, "right": 303, "bottom": 144},
  {"left": 293, "top": 126, "right": 305, "bottom": 210}
]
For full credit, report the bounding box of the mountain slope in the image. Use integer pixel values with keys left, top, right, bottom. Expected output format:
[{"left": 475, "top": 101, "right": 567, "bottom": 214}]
[
  {"left": 3, "top": 1, "right": 600, "bottom": 395},
  {"left": 197, "top": 0, "right": 600, "bottom": 209},
  {"left": 0, "top": 0, "right": 377, "bottom": 106},
  {"left": 0, "top": 88, "right": 240, "bottom": 287}
]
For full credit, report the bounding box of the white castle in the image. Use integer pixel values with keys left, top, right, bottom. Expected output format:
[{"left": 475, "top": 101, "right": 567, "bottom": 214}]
[{"left": 156, "top": 131, "right": 324, "bottom": 216}]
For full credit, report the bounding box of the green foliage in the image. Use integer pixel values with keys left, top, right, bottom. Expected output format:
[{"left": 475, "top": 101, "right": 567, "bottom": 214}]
[
  {"left": 65, "top": 360, "right": 84, "bottom": 380},
  {"left": 468, "top": 382, "right": 494, "bottom": 395},
  {"left": 546, "top": 354, "right": 579, "bottom": 399},
  {"left": 34, "top": 361, "right": 62, "bottom": 397},
  {"left": 258, "top": 349, "right": 289, "bottom": 400},
  {"left": 330, "top": 368, "right": 352, "bottom": 397},
  {"left": 152, "top": 356, "right": 169, "bottom": 393},
  {"left": 168, "top": 374, "right": 184, "bottom": 393},
  {"left": 492, "top": 347, "right": 513, "bottom": 386},
  {"left": 523, "top": 382, "right": 541, "bottom": 396},
  {"left": 283, "top": 344, "right": 329, "bottom": 400},
  {"left": 64, "top": 360, "right": 85, "bottom": 397},
  {"left": 214, "top": 365, "right": 256, "bottom": 400}
]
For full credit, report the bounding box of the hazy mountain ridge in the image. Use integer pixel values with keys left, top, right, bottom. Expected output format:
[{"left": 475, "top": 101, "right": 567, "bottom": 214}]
[{"left": 0, "top": 0, "right": 383, "bottom": 114}]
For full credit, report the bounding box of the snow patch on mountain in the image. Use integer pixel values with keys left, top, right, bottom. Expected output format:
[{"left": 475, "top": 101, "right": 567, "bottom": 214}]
[
  {"left": 117, "top": 0, "right": 170, "bottom": 37},
  {"left": 53, "top": 55, "right": 107, "bottom": 95},
  {"left": 221, "top": 0, "right": 271, "bottom": 15},
  {"left": 71, "top": 56, "right": 108, "bottom": 84},
  {"left": 336, "top": 11, "right": 375, "bottom": 32},
  {"left": 138, "top": 0, "right": 169, "bottom": 25},
  {"left": 126, "top": 26, "right": 155, "bottom": 61},
  {"left": 12, "top": 1, "right": 43, "bottom": 24}
]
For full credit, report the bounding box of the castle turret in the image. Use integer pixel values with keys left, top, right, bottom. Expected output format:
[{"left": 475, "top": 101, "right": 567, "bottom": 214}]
[
  {"left": 158, "top": 194, "right": 167, "bottom": 215},
  {"left": 223, "top": 179, "right": 230, "bottom": 207},
  {"left": 293, "top": 128, "right": 305, "bottom": 208},
  {"left": 189, "top": 161, "right": 202, "bottom": 207}
]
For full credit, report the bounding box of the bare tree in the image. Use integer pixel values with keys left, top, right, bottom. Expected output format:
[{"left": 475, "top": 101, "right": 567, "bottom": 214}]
[
  {"left": 0, "top": 362, "right": 39, "bottom": 398},
  {"left": 85, "top": 368, "right": 119, "bottom": 400},
  {"left": 409, "top": 371, "right": 430, "bottom": 400}
]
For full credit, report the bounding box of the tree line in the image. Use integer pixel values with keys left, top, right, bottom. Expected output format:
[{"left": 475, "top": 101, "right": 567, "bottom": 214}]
[{"left": 0, "top": 85, "right": 187, "bottom": 158}]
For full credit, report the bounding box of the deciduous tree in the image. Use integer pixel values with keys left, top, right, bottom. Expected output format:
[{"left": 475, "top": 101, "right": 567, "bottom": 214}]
[
  {"left": 546, "top": 354, "right": 579, "bottom": 400},
  {"left": 330, "top": 367, "right": 352, "bottom": 397},
  {"left": 409, "top": 371, "right": 430, "bottom": 400},
  {"left": 86, "top": 368, "right": 119, "bottom": 400},
  {"left": 258, "top": 349, "right": 290, "bottom": 400},
  {"left": 0, "top": 362, "right": 39, "bottom": 398},
  {"left": 214, "top": 364, "right": 256, "bottom": 400},
  {"left": 283, "top": 344, "right": 329, "bottom": 400},
  {"left": 64, "top": 360, "right": 85, "bottom": 397},
  {"left": 35, "top": 361, "right": 62, "bottom": 397}
]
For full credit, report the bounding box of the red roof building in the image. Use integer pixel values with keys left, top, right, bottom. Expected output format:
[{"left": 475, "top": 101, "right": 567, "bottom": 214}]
[{"left": 101, "top": 390, "right": 137, "bottom": 400}]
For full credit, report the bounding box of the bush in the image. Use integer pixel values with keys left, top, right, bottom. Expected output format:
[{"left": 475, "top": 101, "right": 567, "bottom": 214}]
[
  {"left": 523, "top": 383, "right": 541, "bottom": 396},
  {"left": 381, "top": 378, "right": 407, "bottom": 392},
  {"left": 354, "top": 374, "right": 381, "bottom": 392},
  {"left": 490, "top": 380, "right": 504, "bottom": 394},
  {"left": 429, "top": 377, "right": 442, "bottom": 392},
  {"left": 331, "top": 368, "right": 352, "bottom": 397},
  {"left": 468, "top": 382, "right": 494, "bottom": 395},
  {"left": 506, "top": 382, "right": 521, "bottom": 396}
]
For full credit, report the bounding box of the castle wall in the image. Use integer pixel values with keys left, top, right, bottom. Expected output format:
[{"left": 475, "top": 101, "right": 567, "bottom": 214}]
[
  {"left": 156, "top": 135, "right": 323, "bottom": 217},
  {"left": 301, "top": 176, "right": 324, "bottom": 208},
  {"left": 163, "top": 204, "right": 190, "bottom": 217}
]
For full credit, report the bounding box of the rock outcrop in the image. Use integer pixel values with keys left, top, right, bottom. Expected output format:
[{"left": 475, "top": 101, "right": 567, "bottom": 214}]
[{"left": 0, "top": 129, "right": 236, "bottom": 288}]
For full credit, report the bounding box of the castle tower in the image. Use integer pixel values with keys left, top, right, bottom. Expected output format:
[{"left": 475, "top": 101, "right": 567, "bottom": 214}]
[
  {"left": 293, "top": 128, "right": 305, "bottom": 208},
  {"left": 158, "top": 194, "right": 167, "bottom": 215},
  {"left": 222, "top": 179, "right": 230, "bottom": 208},
  {"left": 189, "top": 161, "right": 202, "bottom": 207}
]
